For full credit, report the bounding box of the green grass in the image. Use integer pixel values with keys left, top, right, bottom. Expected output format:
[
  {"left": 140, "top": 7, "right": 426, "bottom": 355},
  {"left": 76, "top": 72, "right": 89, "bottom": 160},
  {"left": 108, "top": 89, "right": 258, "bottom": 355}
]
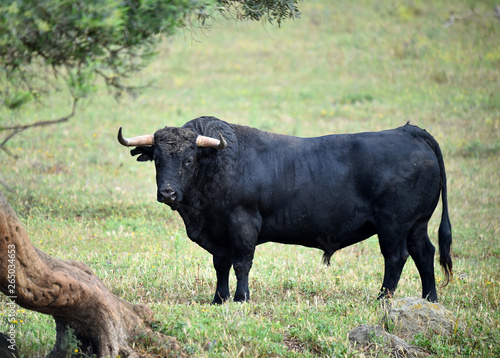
[{"left": 1, "top": 0, "right": 499, "bottom": 356}]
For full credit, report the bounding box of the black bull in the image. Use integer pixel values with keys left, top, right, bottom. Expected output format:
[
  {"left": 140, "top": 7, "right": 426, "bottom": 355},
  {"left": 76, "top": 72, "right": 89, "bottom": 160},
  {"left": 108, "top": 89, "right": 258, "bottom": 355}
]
[{"left": 118, "top": 116, "right": 452, "bottom": 303}]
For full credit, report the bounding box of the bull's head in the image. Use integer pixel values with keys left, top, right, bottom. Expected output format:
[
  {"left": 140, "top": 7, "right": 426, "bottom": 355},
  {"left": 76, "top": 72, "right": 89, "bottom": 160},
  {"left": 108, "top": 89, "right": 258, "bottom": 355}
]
[{"left": 118, "top": 126, "right": 226, "bottom": 210}]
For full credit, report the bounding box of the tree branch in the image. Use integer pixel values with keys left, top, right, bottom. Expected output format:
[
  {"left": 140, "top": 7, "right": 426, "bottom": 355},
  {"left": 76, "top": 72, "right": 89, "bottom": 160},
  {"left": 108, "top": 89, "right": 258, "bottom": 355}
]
[
  {"left": 0, "top": 97, "right": 79, "bottom": 156},
  {"left": 94, "top": 69, "right": 155, "bottom": 99}
]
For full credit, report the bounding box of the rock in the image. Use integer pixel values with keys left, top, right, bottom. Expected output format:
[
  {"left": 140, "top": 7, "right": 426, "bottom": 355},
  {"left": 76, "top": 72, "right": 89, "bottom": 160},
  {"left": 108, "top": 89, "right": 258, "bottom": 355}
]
[
  {"left": 348, "top": 325, "right": 429, "bottom": 358},
  {"left": 348, "top": 324, "right": 405, "bottom": 347},
  {"left": 383, "top": 297, "right": 456, "bottom": 337},
  {"left": 348, "top": 298, "right": 457, "bottom": 356}
]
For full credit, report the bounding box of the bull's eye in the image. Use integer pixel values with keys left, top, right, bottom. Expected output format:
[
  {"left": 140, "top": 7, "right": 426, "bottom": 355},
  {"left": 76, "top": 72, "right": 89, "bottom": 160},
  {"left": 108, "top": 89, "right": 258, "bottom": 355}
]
[{"left": 184, "top": 157, "right": 194, "bottom": 168}]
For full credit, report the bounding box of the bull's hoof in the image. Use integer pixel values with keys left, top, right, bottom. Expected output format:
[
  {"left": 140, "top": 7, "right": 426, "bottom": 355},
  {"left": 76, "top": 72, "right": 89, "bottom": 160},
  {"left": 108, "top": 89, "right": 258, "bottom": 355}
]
[
  {"left": 377, "top": 289, "right": 394, "bottom": 301},
  {"left": 233, "top": 293, "right": 249, "bottom": 303},
  {"left": 212, "top": 294, "right": 230, "bottom": 305},
  {"left": 424, "top": 293, "right": 438, "bottom": 303}
]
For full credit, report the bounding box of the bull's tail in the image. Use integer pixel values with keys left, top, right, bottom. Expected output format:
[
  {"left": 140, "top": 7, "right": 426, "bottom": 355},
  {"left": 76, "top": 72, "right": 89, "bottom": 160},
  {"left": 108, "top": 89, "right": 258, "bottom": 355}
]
[
  {"left": 436, "top": 144, "right": 453, "bottom": 286},
  {"left": 409, "top": 125, "right": 453, "bottom": 286}
]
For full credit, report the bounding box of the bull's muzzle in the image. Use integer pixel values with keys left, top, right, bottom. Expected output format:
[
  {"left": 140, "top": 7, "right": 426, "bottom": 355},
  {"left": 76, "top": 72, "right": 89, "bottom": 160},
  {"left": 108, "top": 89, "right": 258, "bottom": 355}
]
[{"left": 157, "top": 185, "right": 177, "bottom": 205}]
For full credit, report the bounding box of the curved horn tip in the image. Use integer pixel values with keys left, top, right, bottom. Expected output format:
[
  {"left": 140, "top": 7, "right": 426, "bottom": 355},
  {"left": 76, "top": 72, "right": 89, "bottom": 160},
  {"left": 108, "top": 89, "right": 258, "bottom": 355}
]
[
  {"left": 117, "top": 127, "right": 154, "bottom": 147},
  {"left": 117, "top": 127, "right": 128, "bottom": 146},
  {"left": 218, "top": 133, "right": 227, "bottom": 149}
]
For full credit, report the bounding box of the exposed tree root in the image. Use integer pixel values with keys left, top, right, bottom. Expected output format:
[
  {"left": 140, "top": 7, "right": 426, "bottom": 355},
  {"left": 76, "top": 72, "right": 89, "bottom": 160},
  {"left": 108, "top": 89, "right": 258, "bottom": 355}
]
[{"left": 0, "top": 192, "right": 184, "bottom": 357}]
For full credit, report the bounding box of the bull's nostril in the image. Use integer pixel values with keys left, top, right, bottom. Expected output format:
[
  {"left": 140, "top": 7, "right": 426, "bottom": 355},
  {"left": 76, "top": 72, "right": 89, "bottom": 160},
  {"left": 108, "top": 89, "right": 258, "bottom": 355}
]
[{"left": 158, "top": 187, "right": 176, "bottom": 204}]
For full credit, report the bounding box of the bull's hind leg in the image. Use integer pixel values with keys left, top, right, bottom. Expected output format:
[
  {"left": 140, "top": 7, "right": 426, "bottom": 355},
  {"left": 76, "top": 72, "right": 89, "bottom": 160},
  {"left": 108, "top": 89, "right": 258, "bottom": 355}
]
[
  {"left": 407, "top": 221, "right": 438, "bottom": 302},
  {"left": 212, "top": 255, "right": 232, "bottom": 305},
  {"left": 377, "top": 225, "right": 410, "bottom": 300}
]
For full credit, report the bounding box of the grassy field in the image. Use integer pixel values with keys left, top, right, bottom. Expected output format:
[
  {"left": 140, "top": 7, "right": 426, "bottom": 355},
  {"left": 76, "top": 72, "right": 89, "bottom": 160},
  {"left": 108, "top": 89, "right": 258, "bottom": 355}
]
[{"left": 1, "top": 0, "right": 499, "bottom": 356}]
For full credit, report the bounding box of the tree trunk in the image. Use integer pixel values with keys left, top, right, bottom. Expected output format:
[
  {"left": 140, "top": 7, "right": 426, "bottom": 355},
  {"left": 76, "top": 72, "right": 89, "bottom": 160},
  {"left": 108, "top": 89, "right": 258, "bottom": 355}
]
[{"left": 0, "top": 192, "right": 182, "bottom": 357}]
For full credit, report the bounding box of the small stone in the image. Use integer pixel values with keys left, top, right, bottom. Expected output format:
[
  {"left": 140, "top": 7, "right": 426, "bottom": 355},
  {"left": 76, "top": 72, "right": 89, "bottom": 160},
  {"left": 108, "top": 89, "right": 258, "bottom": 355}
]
[
  {"left": 383, "top": 297, "right": 456, "bottom": 337},
  {"left": 348, "top": 325, "right": 429, "bottom": 358}
]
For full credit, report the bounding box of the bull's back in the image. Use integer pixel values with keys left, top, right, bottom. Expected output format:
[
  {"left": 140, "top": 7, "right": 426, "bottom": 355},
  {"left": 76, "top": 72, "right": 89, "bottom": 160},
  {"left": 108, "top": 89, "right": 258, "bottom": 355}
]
[{"left": 232, "top": 125, "right": 441, "bottom": 248}]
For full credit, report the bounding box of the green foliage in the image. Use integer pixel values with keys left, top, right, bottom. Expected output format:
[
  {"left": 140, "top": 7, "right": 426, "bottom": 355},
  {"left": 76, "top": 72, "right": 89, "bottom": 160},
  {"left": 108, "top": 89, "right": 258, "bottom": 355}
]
[
  {"left": 2, "top": 89, "right": 32, "bottom": 110},
  {"left": 60, "top": 327, "right": 82, "bottom": 357},
  {"left": 0, "top": 0, "right": 215, "bottom": 105},
  {"left": 0, "top": 0, "right": 300, "bottom": 106},
  {"left": 226, "top": 0, "right": 302, "bottom": 24}
]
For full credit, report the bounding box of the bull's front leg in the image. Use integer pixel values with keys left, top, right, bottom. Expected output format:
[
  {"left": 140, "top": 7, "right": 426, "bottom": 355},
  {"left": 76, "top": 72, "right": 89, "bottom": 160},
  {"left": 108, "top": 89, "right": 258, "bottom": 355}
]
[
  {"left": 181, "top": 214, "right": 234, "bottom": 304},
  {"left": 233, "top": 251, "right": 255, "bottom": 302},
  {"left": 229, "top": 208, "right": 261, "bottom": 302},
  {"left": 212, "top": 255, "right": 232, "bottom": 305}
]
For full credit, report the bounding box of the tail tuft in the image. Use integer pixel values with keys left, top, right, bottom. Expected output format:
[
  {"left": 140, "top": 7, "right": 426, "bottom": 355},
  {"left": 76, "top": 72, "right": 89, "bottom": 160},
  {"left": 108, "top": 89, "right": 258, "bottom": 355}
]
[
  {"left": 439, "top": 214, "right": 453, "bottom": 287},
  {"left": 322, "top": 252, "right": 332, "bottom": 266}
]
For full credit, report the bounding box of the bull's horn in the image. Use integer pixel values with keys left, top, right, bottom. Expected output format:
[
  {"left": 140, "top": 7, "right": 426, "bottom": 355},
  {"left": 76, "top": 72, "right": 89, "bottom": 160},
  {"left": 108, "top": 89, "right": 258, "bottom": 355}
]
[
  {"left": 117, "top": 127, "right": 154, "bottom": 146},
  {"left": 196, "top": 134, "right": 227, "bottom": 150}
]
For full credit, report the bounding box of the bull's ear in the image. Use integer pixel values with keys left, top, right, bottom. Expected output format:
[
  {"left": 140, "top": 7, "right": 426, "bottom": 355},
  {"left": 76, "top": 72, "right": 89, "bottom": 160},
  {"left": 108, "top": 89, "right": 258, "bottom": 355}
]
[{"left": 130, "top": 146, "right": 154, "bottom": 162}]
